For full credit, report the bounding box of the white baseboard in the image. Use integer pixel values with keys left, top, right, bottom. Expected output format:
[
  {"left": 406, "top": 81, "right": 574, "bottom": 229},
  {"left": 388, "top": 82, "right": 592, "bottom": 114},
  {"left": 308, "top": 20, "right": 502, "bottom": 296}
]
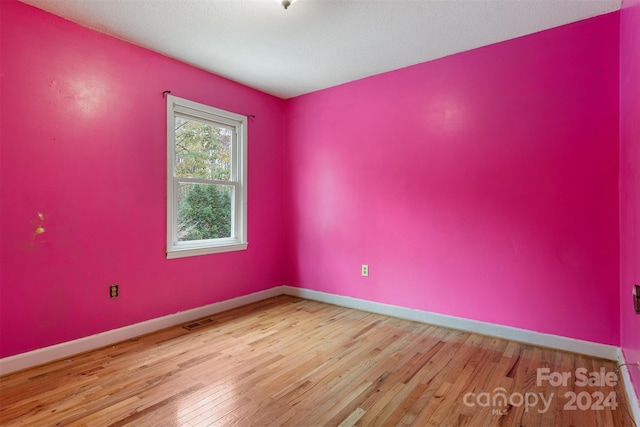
[
  {"left": 3, "top": 284, "right": 637, "bottom": 417},
  {"left": 281, "top": 286, "right": 621, "bottom": 361},
  {"left": 617, "top": 349, "right": 640, "bottom": 425},
  {"left": 283, "top": 286, "right": 640, "bottom": 415},
  {"left": 0, "top": 286, "right": 285, "bottom": 376},
  {"left": 0, "top": 284, "right": 626, "bottom": 381}
]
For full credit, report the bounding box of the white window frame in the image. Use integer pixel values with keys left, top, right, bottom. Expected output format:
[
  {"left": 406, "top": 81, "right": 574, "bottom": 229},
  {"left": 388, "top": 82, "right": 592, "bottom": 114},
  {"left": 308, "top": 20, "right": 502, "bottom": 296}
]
[{"left": 166, "top": 95, "right": 247, "bottom": 259}]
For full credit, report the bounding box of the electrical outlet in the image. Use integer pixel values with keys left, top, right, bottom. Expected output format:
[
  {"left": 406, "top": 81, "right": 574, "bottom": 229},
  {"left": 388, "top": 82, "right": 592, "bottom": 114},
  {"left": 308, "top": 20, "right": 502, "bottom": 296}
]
[
  {"left": 110, "top": 284, "right": 119, "bottom": 298},
  {"left": 362, "top": 265, "right": 369, "bottom": 277},
  {"left": 634, "top": 285, "right": 639, "bottom": 314}
]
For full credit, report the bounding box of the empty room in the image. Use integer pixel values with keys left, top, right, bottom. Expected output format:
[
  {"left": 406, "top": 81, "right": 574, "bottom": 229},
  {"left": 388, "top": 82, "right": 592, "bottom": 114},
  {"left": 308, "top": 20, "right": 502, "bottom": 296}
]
[{"left": 1, "top": 0, "right": 639, "bottom": 425}]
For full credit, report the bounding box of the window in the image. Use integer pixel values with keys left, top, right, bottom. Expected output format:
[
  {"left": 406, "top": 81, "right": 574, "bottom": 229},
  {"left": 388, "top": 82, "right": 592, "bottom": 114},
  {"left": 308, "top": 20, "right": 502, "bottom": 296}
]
[{"left": 166, "top": 95, "right": 247, "bottom": 258}]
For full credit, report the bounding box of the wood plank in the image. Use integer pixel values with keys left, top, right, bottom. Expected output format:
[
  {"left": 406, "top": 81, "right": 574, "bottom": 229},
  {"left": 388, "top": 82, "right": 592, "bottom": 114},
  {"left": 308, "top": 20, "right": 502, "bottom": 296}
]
[{"left": 0, "top": 295, "right": 635, "bottom": 426}]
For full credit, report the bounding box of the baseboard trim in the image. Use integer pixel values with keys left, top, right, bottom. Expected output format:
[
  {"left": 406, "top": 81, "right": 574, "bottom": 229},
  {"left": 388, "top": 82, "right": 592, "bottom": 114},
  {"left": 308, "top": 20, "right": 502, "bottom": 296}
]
[
  {"left": 3, "top": 284, "right": 637, "bottom": 416},
  {"left": 0, "top": 286, "right": 285, "bottom": 376},
  {"left": 617, "top": 349, "right": 640, "bottom": 425},
  {"left": 282, "top": 286, "right": 620, "bottom": 361},
  {"left": 0, "top": 285, "right": 624, "bottom": 375}
]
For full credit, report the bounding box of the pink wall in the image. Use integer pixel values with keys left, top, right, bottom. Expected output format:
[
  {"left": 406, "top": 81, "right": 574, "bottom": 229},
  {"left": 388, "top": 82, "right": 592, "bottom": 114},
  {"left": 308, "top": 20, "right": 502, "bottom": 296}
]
[
  {"left": 285, "top": 13, "right": 621, "bottom": 345},
  {"left": 0, "top": 0, "right": 628, "bottom": 361},
  {"left": 620, "top": 0, "right": 640, "bottom": 404},
  {"left": 0, "top": 1, "right": 286, "bottom": 358}
]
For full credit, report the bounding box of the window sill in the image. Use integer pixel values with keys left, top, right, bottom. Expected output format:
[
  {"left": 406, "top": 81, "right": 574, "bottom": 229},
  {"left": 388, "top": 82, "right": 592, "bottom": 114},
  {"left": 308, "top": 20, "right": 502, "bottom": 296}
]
[{"left": 166, "top": 242, "right": 248, "bottom": 259}]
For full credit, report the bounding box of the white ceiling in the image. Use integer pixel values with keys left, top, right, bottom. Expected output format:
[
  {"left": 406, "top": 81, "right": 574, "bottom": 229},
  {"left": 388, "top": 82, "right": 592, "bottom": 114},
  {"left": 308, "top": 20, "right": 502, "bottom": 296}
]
[{"left": 20, "top": 0, "right": 621, "bottom": 99}]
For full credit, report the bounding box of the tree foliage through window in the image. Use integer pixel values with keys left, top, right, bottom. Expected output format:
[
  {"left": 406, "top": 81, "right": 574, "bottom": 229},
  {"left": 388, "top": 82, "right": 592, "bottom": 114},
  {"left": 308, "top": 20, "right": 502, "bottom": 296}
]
[{"left": 174, "top": 117, "right": 232, "bottom": 240}]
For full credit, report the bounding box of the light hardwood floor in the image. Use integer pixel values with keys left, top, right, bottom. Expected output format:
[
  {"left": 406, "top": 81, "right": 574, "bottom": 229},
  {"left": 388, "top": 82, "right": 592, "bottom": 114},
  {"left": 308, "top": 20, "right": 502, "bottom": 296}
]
[{"left": 0, "top": 295, "right": 636, "bottom": 426}]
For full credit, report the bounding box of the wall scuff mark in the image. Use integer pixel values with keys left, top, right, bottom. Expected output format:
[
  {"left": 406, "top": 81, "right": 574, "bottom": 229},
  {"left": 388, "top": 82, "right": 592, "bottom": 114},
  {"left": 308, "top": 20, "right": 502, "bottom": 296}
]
[{"left": 33, "top": 212, "right": 45, "bottom": 239}]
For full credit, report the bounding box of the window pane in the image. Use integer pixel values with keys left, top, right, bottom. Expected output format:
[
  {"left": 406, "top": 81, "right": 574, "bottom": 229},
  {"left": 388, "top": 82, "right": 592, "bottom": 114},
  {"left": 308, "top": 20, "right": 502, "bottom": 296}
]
[
  {"left": 174, "top": 116, "right": 232, "bottom": 180},
  {"left": 176, "top": 182, "right": 233, "bottom": 241}
]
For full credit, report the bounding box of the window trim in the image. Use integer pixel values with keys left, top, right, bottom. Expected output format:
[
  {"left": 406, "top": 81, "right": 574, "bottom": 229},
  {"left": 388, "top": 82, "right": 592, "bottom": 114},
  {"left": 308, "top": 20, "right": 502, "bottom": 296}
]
[{"left": 166, "top": 95, "right": 247, "bottom": 259}]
